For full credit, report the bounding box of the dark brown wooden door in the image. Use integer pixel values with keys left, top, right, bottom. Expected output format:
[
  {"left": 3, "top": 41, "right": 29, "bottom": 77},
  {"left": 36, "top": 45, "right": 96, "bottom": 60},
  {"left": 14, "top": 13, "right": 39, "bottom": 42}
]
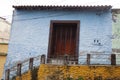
[
  {"left": 48, "top": 21, "right": 79, "bottom": 61},
  {"left": 54, "top": 24, "right": 77, "bottom": 56}
]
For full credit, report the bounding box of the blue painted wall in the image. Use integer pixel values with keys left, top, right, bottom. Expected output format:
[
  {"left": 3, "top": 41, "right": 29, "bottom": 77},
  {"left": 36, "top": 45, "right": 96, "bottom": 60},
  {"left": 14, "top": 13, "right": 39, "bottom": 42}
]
[{"left": 5, "top": 9, "right": 112, "bottom": 66}]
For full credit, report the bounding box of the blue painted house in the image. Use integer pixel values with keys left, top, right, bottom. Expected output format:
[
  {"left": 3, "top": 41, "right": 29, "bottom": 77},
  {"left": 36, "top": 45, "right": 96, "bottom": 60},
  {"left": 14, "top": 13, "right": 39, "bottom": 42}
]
[{"left": 5, "top": 5, "right": 112, "bottom": 68}]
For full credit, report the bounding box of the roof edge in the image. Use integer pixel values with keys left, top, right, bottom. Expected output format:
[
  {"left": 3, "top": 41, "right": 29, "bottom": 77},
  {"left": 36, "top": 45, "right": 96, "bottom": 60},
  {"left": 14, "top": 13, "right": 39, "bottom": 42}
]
[
  {"left": 0, "top": 52, "right": 7, "bottom": 56},
  {"left": 0, "top": 43, "right": 8, "bottom": 45},
  {"left": 13, "top": 5, "right": 112, "bottom": 10},
  {"left": 0, "top": 17, "right": 11, "bottom": 25}
]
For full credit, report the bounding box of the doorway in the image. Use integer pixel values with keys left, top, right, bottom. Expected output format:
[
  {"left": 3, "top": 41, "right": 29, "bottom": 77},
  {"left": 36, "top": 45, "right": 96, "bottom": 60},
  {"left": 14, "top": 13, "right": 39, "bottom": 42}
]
[{"left": 48, "top": 20, "right": 80, "bottom": 63}]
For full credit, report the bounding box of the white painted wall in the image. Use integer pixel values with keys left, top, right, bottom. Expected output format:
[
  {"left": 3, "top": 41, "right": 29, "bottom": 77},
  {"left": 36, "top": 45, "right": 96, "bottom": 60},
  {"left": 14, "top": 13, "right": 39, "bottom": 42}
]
[{"left": 0, "top": 17, "right": 10, "bottom": 43}]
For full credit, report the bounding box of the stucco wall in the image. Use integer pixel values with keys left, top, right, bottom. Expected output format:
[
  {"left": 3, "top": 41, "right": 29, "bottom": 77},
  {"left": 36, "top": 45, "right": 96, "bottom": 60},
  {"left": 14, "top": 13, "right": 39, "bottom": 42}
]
[
  {"left": 0, "top": 56, "right": 6, "bottom": 79},
  {"left": 112, "top": 10, "right": 120, "bottom": 50},
  {"left": 5, "top": 9, "right": 112, "bottom": 67},
  {"left": 0, "top": 17, "right": 10, "bottom": 43},
  {"left": 0, "top": 43, "right": 8, "bottom": 54},
  {"left": 112, "top": 10, "right": 120, "bottom": 65},
  {"left": 0, "top": 43, "right": 8, "bottom": 79}
]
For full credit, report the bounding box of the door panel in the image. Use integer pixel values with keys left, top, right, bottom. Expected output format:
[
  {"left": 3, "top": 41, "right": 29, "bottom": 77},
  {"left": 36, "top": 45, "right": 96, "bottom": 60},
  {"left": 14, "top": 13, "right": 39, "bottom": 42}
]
[{"left": 48, "top": 22, "right": 79, "bottom": 62}]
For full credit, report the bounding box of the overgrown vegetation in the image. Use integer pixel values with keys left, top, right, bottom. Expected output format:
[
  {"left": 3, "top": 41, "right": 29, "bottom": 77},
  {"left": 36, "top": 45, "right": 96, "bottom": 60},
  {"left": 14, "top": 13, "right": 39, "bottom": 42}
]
[
  {"left": 77, "top": 76, "right": 84, "bottom": 80},
  {"left": 94, "top": 76, "right": 102, "bottom": 80},
  {"left": 31, "top": 67, "right": 39, "bottom": 80},
  {"left": 13, "top": 65, "right": 120, "bottom": 80},
  {"left": 12, "top": 76, "right": 16, "bottom": 80},
  {"left": 46, "top": 68, "right": 63, "bottom": 80}
]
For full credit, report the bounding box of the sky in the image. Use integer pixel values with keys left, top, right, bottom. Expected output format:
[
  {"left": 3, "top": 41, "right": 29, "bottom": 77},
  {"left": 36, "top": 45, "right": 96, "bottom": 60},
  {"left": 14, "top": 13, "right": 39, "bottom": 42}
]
[{"left": 0, "top": 0, "right": 120, "bottom": 23}]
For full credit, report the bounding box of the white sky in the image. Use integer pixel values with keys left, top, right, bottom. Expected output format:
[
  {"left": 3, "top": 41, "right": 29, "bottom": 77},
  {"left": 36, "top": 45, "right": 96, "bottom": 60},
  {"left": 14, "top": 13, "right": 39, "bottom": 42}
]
[{"left": 0, "top": 0, "right": 120, "bottom": 22}]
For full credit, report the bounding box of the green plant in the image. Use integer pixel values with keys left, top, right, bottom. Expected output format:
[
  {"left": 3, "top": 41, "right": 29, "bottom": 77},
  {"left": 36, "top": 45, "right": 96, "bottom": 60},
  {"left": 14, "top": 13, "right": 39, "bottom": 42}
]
[
  {"left": 66, "top": 77, "right": 73, "bottom": 80},
  {"left": 12, "top": 76, "right": 16, "bottom": 80},
  {"left": 77, "top": 76, "right": 84, "bottom": 80}
]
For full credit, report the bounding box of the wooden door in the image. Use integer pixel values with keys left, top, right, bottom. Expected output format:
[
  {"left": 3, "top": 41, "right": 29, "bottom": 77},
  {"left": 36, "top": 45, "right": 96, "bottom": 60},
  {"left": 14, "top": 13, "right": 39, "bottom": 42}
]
[{"left": 48, "top": 21, "right": 79, "bottom": 61}]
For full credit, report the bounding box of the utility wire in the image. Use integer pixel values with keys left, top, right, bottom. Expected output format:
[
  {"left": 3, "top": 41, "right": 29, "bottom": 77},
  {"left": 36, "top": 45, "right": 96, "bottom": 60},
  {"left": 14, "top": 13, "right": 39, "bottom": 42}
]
[
  {"left": 13, "top": 12, "right": 74, "bottom": 21},
  {"left": 9, "top": 9, "right": 111, "bottom": 22},
  {"left": 1, "top": 12, "right": 72, "bottom": 22},
  {"left": 1, "top": 8, "right": 72, "bottom": 20}
]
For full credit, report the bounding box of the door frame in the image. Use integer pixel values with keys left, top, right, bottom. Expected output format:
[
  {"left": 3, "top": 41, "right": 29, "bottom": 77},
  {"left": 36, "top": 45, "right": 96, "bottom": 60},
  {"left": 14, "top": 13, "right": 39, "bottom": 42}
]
[{"left": 47, "top": 20, "right": 80, "bottom": 59}]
